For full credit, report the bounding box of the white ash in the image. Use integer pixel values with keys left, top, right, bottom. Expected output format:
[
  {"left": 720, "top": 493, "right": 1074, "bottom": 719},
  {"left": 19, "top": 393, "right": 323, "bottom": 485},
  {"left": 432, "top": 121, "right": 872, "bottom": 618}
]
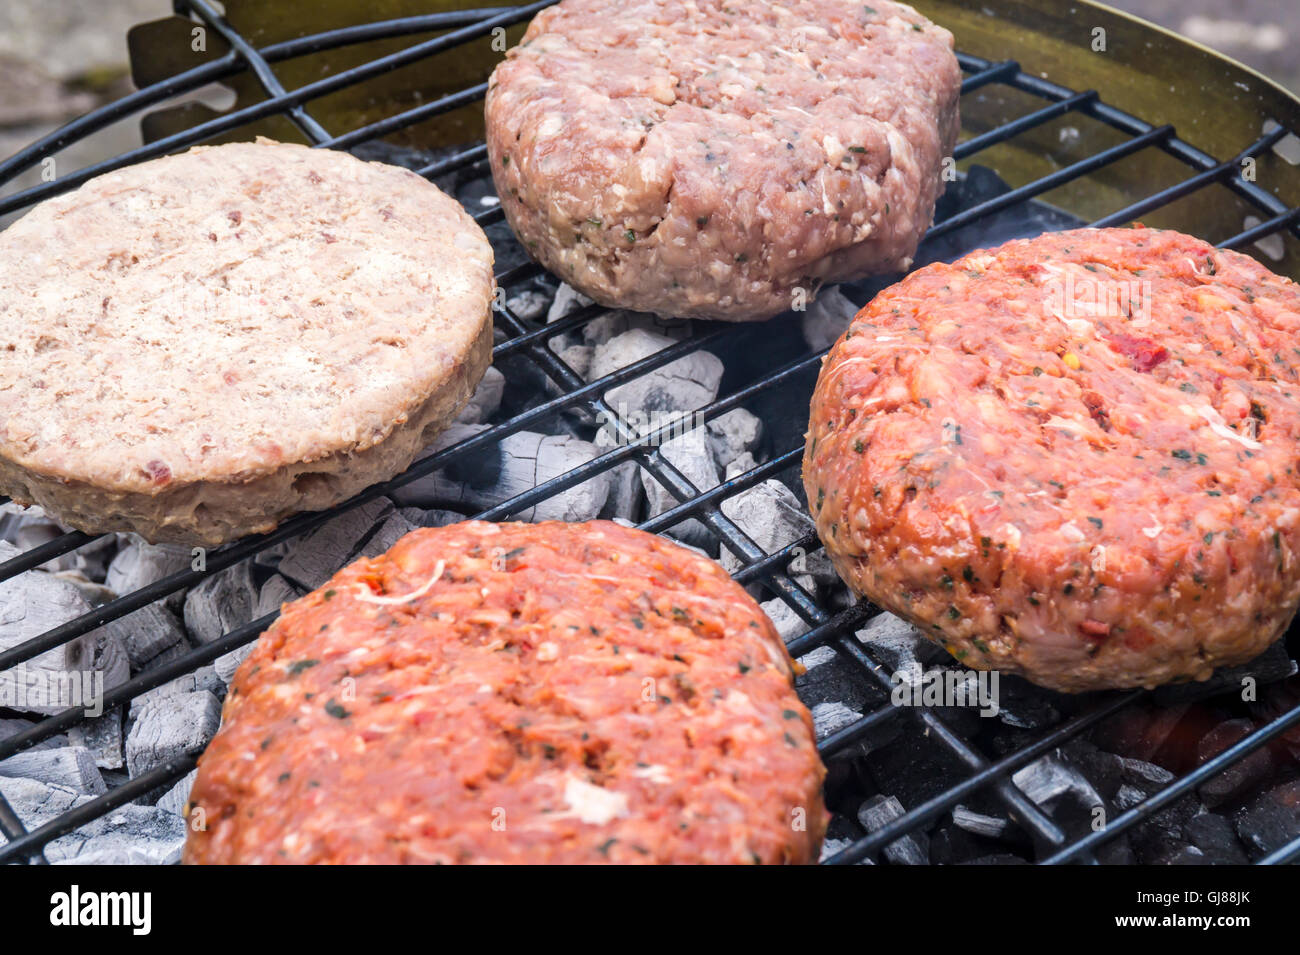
[
  {"left": 724, "top": 451, "right": 759, "bottom": 481},
  {"left": 581, "top": 308, "right": 693, "bottom": 347},
  {"left": 125, "top": 690, "right": 221, "bottom": 779},
  {"left": 761, "top": 598, "right": 809, "bottom": 643},
  {"left": 455, "top": 365, "right": 506, "bottom": 424},
  {"left": 811, "top": 700, "right": 863, "bottom": 740},
  {"left": 719, "top": 480, "right": 817, "bottom": 590},
  {"left": 67, "top": 710, "right": 124, "bottom": 771},
  {"left": 588, "top": 327, "right": 723, "bottom": 415},
  {"left": 50, "top": 569, "right": 116, "bottom": 606},
  {"left": 183, "top": 559, "right": 257, "bottom": 646},
  {"left": 856, "top": 612, "right": 948, "bottom": 674},
  {"left": 707, "top": 409, "right": 763, "bottom": 469},
  {"left": 591, "top": 426, "right": 644, "bottom": 522},
  {"left": 105, "top": 537, "right": 194, "bottom": 613},
  {"left": 275, "top": 497, "right": 394, "bottom": 591},
  {"left": 545, "top": 282, "right": 593, "bottom": 324},
  {"left": 0, "top": 541, "right": 129, "bottom": 715},
  {"left": 156, "top": 769, "right": 197, "bottom": 817},
  {"left": 0, "top": 775, "right": 184, "bottom": 864},
  {"left": 104, "top": 602, "right": 186, "bottom": 669},
  {"left": 952, "top": 804, "right": 1009, "bottom": 839},
  {"left": 358, "top": 511, "right": 422, "bottom": 560},
  {"left": 128, "top": 665, "right": 222, "bottom": 711},
  {"left": 1013, "top": 754, "right": 1104, "bottom": 812},
  {"left": 393, "top": 429, "right": 612, "bottom": 522},
  {"left": 0, "top": 745, "right": 105, "bottom": 794},
  {"left": 0, "top": 718, "right": 66, "bottom": 750},
  {"left": 506, "top": 287, "right": 549, "bottom": 322},
  {"left": 800, "top": 284, "right": 859, "bottom": 352},
  {"left": 641, "top": 431, "right": 719, "bottom": 550},
  {"left": 857, "top": 794, "right": 928, "bottom": 865}
]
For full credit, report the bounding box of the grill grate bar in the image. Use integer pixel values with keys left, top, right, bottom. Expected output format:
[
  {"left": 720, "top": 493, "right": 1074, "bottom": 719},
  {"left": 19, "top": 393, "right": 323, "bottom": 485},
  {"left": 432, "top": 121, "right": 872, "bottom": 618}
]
[
  {"left": 186, "top": 0, "right": 333, "bottom": 145},
  {"left": 929, "top": 123, "right": 1175, "bottom": 240},
  {"left": 824, "top": 691, "right": 1140, "bottom": 864},
  {"left": 1042, "top": 701, "right": 1300, "bottom": 864}
]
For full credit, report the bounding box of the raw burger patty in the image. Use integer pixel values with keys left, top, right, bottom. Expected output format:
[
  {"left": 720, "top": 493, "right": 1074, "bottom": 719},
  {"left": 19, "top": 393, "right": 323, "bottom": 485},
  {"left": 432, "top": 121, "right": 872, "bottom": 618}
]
[
  {"left": 486, "top": 0, "right": 960, "bottom": 321},
  {"left": 804, "top": 227, "right": 1300, "bottom": 692},
  {"left": 0, "top": 139, "right": 494, "bottom": 545},
  {"left": 184, "top": 520, "right": 827, "bottom": 864}
]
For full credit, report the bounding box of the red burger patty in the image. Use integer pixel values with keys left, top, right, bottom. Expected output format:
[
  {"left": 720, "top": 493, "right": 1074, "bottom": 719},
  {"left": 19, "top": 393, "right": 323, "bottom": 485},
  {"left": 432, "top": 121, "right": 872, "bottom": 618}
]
[
  {"left": 804, "top": 227, "right": 1300, "bottom": 692},
  {"left": 183, "top": 520, "right": 826, "bottom": 864}
]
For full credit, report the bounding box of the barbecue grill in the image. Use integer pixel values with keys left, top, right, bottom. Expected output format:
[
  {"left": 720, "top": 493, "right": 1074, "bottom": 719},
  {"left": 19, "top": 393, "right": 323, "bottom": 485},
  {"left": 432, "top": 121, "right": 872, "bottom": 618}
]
[{"left": 1, "top": 0, "right": 1299, "bottom": 866}]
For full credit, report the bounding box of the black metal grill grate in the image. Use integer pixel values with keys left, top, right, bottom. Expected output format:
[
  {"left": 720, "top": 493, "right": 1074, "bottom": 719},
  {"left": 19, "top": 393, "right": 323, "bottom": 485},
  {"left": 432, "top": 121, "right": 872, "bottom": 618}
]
[{"left": 0, "top": 0, "right": 1298, "bottom": 866}]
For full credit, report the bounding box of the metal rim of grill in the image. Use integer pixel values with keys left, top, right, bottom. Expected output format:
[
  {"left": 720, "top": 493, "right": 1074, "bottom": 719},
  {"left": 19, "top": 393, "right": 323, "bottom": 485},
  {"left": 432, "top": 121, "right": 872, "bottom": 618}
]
[{"left": 0, "top": 0, "right": 1298, "bottom": 866}]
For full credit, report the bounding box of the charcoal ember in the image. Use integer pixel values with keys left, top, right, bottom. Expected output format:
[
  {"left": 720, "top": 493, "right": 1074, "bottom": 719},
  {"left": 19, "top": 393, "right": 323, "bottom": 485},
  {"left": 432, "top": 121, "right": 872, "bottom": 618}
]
[
  {"left": 864, "top": 732, "right": 970, "bottom": 807},
  {"left": 724, "top": 451, "right": 759, "bottom": 481},
  {"left": 1115, "top": 756, "right": 1199, "bottom": 846},
  {"left": 641, "top": 431, "right": 718, "bottom": 550},
  {"left": 156, "top": 769, "right": 197, "bottom": 817},
  {"left": 1182, "top": 811, "right": 1250, "bottom": 864},
  {"left": 811, "top": 701, "right": 865, "bottom": 741},
  {"left": 800, "top": 285, "right": 858, "bottom": 352},
  {"left": 396, "top": 507, "right": 468, "bottom": 529},
  {"left": 930, "top": 824, "right": 1005, "bottom": 865},
  {"left": 357, "top": 511, "right": 421, "bottom": 560},
  {"left": 103, "top": 602, "right": 185, "bottom": 669},
  {"left": 856, "top": 794, "right": 929, "bottom": 865},
  {"left": 995, "top": 677, "right": 1063, "bottom": 730},
  {"left": 1012, "top": 753, "right": 1134, "bottom": 862},
  {"left": 1195, "top": 717, "right": 1275, "bottom": 809},
  {"left": 505, "top": 287, "right": 549, "bottom": 322},
  {"left": 706, "top": 409, "right": 763, "bottom": 470},
  {"left": 855, "top": 611, "right": 948, "bottom": 674},
  {"left": 1092, "top": 702, "right": 1217, "bottom": 772},
  {"left": 0, "top": 775, "right": 184, "bottom": 864},
  {"left": 545, "top": 282, "right": 593, "bottom": 324},
  {"left": 455, "top": 366, "right": 506, "bottom": 424},
  {"left": 760, "top": 598, "right": 809, "bottom": 644},
  {"left": 952, "top": 804, "right": 1010, "bottom": 839},
  {"left": 183, "top": 559, "right": 258, "bottom": 645},
  {"left": 1059, "top": 738, "right": 1124, "bottom": 801},
  {"left": 214, "top": 575, "right": 300, "bottom": 685},
  {"left": 67, "top": 709, "right": 124, "bottom": 771},
  {"left": 719, "top": 480, "right": 817, "bottom": 589},
  {"left": 49, "top": 569, "right": 117, "bottom": 606},
  {"left": 958, "top": 853, "right": 1031, "bottom": 865},
  {"left": 1, "top": 502, "right": 77, "bottom": 573},
  {"left": 274, "top": 497, "right": 394, "bottom": 591},
  {"left": 0, "top": 541, "right": 129, "bottom": 715},
  {"left": 1234, "top": 779, "right": 1300, "bottom": 857},
  {"left": 592, "top": 427, "right": 644, "bottom": 522},
  {"left": 125, "top": 690, "right": 221, "bottom": 779},
  {"left": 549, "top": 340, "right": 593, "bottom": 382},
  {"left": 1152, "top": 641, "right": 1297, "bottom": 705},
  {"left": 819, "top": 836, "right": 856, "bottom": 862},
  {"left": 105, "top": 536, "right": 193, "bottom": 613},
  {"left": 588, "top": 328, "right": 723, "bottom": 415},
  {"left": 819, "top": 811, "right": 871, "bottom": 863},
  {"left": 0, "top": 745, "right": 105, "bottom": 794},
  {"left": 1247, "top": 674, "right": 1300, "bottom": 762},
  {"left": 0, "top": 718, "right": 66, "bottom": 751},
  {"left": 796, "top": 645, "right": 880, "bottom": 722},
  {"left": 1014, "top": 754, "right": 1104, "bottom": 811},
  {"left": 392, "top": 429, "right": 611, "bottom": 522},
  {"left": 52, "top": 847, "right": 176, "bottom": 866},
  {"left": 128, "top": 668, "right": 223, "bottom": 724},
  {"left": 581, "top": 309, "right": 693, "bottom": 347}
]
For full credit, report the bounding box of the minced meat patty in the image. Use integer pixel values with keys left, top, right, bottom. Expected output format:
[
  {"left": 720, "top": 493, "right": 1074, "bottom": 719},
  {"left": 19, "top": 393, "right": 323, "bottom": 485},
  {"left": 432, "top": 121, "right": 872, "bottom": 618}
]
[
  {"left": 184, "top": 520, "right": 826, "bottom": 864},
  {"left": 485, "top": 0, "right": 960, "bottom": 321},
  {"left": 804, "top": 227, "right": 1300, "bottom": 692}
]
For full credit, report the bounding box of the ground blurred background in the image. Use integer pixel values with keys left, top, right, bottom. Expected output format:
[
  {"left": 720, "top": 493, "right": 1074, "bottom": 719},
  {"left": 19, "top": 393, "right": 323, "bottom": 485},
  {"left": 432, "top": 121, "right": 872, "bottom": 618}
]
[{"left": 0, "top": 0, "right": 1296, "bottom": 169}]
